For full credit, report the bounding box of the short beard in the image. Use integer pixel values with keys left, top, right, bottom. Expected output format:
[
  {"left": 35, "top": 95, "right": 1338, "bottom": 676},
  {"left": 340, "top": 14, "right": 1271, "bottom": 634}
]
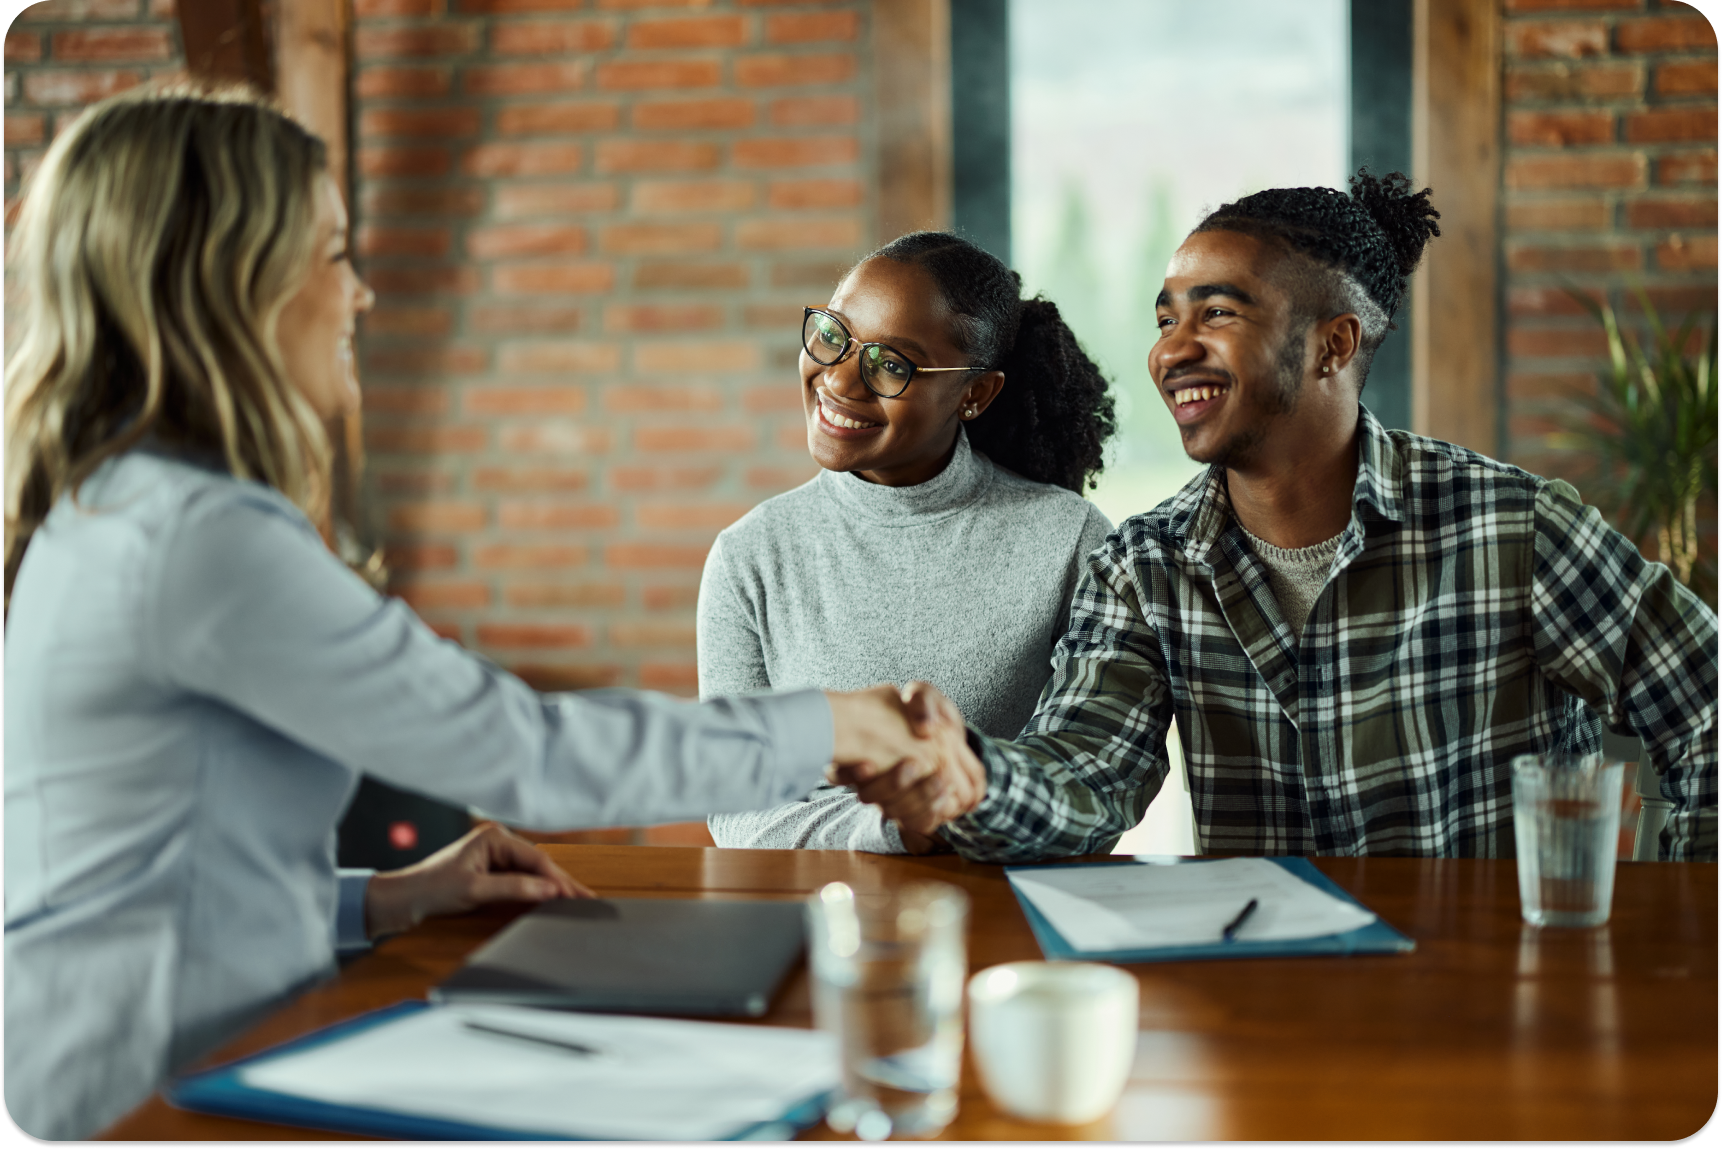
[{"left": 1183, "top": 324, "right": 1310, "bottom": 470}]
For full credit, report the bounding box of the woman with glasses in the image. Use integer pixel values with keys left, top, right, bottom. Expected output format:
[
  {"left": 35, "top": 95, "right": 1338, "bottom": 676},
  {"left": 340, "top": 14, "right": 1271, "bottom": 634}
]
[{"left": 698, "top": 231, "right": 1118, "bottom": 853}]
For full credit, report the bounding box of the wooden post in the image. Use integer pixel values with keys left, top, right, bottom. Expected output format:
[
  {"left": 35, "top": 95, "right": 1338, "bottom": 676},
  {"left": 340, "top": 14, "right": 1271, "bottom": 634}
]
[
  {"left": 874, "top": 0, "right": 953, "bottom": 243},
  {"left": 175, "top": 0, "right": 274, "bottom": 90}
]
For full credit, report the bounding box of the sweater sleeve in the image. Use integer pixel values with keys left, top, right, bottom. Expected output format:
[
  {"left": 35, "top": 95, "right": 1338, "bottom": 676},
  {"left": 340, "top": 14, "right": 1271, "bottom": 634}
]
[{"left": 696, "top": 530, "right": 773, "bottom": 699}]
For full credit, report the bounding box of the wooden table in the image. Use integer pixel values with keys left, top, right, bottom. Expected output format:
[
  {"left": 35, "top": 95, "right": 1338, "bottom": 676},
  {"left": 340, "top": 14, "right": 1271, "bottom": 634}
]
[{"left": 100, "top": 848, "right": 1716, "bottom": 1140}]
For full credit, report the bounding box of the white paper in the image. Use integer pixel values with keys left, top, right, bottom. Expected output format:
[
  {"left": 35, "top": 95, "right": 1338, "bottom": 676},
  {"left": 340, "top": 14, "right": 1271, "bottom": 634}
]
[
  {"left": 238, "top": 1004, "right": 838, "bottom": 1140},
  {"left": 1008, "top": 858, "right": 1377, "bottom": 952}
]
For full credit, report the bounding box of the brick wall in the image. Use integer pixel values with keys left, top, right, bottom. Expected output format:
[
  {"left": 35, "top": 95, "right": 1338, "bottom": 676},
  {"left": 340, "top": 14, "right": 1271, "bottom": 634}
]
[
  {"left": 351, "top": 0, "right": 870, "bottom": 697},
  {"left": 1500, "top": 0, "right": 1717, "bottom": 518}
]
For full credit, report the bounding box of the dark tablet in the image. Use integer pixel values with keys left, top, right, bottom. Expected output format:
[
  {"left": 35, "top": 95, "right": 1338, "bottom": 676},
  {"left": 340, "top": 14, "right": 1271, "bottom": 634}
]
[{"left": 429, "top": 897, "right": 806, "bottom": 1018}]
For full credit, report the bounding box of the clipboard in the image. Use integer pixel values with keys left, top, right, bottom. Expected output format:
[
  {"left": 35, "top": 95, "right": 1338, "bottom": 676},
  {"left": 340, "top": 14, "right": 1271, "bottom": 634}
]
[
  {"left": 166, "top": 1001, "right": 832, "bottom": 1141},
  {"left": 1005, "top": 856, "right": 1415, "bottom": 963}
]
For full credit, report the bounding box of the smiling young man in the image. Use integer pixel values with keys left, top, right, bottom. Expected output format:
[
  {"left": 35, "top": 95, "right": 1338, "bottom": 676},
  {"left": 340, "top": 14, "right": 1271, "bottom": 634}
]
[{"left": 842, "top": 171, "right": 1719, "bottom": 863}]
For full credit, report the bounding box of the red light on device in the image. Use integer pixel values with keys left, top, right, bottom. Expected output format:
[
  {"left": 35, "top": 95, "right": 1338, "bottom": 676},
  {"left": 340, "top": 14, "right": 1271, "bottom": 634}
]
[{"left": 388, "top": 821, "right": 419, "bottom": 851}]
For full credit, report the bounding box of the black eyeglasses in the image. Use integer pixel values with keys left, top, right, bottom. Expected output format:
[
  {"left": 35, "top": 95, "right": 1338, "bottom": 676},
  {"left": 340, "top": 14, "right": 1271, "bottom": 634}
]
[{"left": 801, "top": 307, "right": 981, "bottom": 399}]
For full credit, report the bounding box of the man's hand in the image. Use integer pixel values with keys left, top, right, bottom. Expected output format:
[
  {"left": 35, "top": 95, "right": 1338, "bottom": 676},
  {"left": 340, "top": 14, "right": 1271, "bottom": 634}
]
[
  {"left": 827, "top": 681, "right": 987, "bottom": 838},
  {"left": 363, "top": 822, "right": 592, "bottom": 939}
]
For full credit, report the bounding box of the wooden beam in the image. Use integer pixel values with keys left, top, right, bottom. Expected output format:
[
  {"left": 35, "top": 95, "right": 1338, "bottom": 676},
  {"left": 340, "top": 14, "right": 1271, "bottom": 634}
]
[
  {"left": 874, "top": 0, "right": 952, "bottom": 243},
  {"left": 175, "top": 0, "right": 274, "bottom": 91},
  {"left": 1409, "top": 0, "right": 1502, "bottom": 455},
  {"left": 274, "top": 0, "right": 349, "bottom": 204}
]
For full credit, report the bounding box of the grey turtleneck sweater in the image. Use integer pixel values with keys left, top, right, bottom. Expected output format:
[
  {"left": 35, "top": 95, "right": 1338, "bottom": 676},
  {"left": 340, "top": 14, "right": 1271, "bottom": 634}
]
[
  {"left": 697, "top": 429, "right": 1113, "bottom": 852},
  {"left": 1239, "top": 524, "right": 1344, "bottom": 641}
]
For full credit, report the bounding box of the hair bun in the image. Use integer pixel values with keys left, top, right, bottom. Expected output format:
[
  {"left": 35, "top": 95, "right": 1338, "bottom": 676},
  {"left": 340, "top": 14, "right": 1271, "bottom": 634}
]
[{"left": 1349, "top": 169, "right": 1441, "bottom": 281}]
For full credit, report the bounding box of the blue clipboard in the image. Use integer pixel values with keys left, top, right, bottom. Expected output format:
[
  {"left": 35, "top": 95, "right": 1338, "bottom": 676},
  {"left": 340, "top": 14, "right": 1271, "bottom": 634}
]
[
  {"left": 166, "top": 1000, "right": 832, "bottom": 1141},
  {"left": 1005, "top": 856, "right": 1415, "bottom": 963}
]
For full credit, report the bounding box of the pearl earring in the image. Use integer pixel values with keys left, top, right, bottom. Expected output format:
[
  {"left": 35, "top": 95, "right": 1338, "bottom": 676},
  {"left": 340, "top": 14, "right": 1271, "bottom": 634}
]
[
  {"left": 1321, "top": 364, "right": 1331, "bottom": 375},
  {"left": 963, "top": 407, "right": 977, "bottom": 419}
]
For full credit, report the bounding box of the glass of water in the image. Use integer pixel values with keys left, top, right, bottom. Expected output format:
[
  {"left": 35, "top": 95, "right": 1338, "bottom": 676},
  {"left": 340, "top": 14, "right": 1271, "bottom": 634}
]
[
  {"left": 1512, "top": 753, "right": 1626, "bottom": 928},
  {"left": 806, "top": 881, "right": 969, "bottom": 1140}
]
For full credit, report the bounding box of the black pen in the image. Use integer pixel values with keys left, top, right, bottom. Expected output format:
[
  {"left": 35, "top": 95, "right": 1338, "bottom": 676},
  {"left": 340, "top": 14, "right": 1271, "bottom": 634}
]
[
  {"left": 462, "top": 1018, "right": 601, "bottom": 1057},
  {"left": 1221, "top": 898, "right": 1259, "bottom": 942}
]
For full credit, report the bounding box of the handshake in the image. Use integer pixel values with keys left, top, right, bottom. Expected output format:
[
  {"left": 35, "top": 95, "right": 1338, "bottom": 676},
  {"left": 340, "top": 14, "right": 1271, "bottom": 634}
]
[{"left": 824, "top": 682, "right": 987, "bottom": 852}]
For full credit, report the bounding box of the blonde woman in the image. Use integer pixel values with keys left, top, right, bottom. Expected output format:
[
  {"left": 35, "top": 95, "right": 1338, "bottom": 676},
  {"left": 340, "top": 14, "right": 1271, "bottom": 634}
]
[{"left": 2, "top": 88, "right": 957, "bottom": 1139}]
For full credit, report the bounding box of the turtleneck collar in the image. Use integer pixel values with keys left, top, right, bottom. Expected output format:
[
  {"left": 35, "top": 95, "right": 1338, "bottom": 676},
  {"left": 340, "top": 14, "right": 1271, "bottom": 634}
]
[{"left": 815, "top": 424, "right": 994, "bottom": 525}]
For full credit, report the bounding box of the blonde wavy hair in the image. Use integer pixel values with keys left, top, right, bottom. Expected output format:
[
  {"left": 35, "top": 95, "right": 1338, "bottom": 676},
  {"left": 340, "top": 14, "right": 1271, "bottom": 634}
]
[{"left": 4, "top": 85, "right": 331, "bottom": 605}]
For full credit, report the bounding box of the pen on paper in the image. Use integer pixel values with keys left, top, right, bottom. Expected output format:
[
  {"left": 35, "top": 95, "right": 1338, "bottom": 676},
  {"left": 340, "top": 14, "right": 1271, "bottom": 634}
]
[
  {"left": 1221, "top": 898, "right": 1259, "bottom": 942},
  {"left": 462, "top": 1019, "right": 601, "bottom": 1057}
]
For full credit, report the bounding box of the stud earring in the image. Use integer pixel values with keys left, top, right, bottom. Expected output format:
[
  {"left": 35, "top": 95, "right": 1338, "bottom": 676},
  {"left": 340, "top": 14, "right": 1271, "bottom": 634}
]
[
  {"left": 1320, "top": 363, "right": 1331, "bottom": 375},
  {"left": 963, "top": 407, "right": 977, "bottom": 419}
]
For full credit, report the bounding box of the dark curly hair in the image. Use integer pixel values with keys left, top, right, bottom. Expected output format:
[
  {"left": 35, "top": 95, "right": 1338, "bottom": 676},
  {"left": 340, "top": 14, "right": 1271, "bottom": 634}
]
[
  {"left": 1192, "top": 169, "right": 1441, "bottom": 384},
  {"left": 867, "top": 232, "right": 1117, "bottom": 493}
]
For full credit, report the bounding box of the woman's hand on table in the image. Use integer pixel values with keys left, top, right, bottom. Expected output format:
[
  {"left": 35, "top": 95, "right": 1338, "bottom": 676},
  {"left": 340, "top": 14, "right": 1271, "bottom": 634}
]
[{"left": 364, "top": 822, "right": 592, "bottom": 939}]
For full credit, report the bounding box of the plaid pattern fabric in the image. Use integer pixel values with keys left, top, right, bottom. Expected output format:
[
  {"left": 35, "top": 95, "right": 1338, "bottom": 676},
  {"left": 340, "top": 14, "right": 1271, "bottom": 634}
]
[{"left": 944, "top": 409, "right": 1719, "bottom": 863}]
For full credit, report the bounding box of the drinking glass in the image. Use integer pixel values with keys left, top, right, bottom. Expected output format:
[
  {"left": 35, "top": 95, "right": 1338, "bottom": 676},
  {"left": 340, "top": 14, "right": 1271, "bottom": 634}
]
[
  {"left": 1512, "top": 753, "right": 1626, "bottom": 928},
  {"left": 805, "top": 881, "right": 969, "bottom": 1140}
]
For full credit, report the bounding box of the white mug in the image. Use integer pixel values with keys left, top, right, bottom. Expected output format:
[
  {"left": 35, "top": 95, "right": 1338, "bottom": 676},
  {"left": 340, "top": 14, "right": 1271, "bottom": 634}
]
[{"left": 966, "top": 961, "right": 1139, "bottom": 1124}]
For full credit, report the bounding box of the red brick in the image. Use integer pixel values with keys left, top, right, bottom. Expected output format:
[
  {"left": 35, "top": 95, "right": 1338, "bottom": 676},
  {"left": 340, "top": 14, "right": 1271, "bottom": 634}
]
[
  {"left": 359, "top": 107, "right": 482, "bottom": 139},
  {"left": 628, "top": 15, "right": 748, "bottom": 48},
  {"left": 1656, "top": 59, "right": 1717, "bottom": 96},
  {"left": 366, "top": 425, "right": 490, "bottom": 453},
  {"left": 1616, "top": 15, "right": 1716, "bottom": 52},
  {"left": 596, "top": 59, "right": 722, "bottom": 90},
  {"left": 477, "top": 624, "right": 593, "bottom": 649},
  {"left": 767, "top": 177, "right": 863, "bottom": 209},
  {"left": 356, "top": 66, "right": 452, "bottom": 99},
  {"left": 1508, "top": 413, "right": 1569, "bottom": 439},
  {"left": 395, "top": 582, "right": 492, "bottom": 611},
  {"left": 366, "top": 346, "right": 489, "bottom": 374},
  {"left": 51, "top": 27, "right": 172, "bottom": 62},
  {"left": 470, "top": 305, "right": 585, "bottom": 334},
  {"left": 1625, "top": 195, "right": 1717, "bottom": 228},
  {"left": 733, "top": 135, "right": 858, "bottom": 168},
  {"left": 738, "top": 216, "right": 863, "bottom": 250},
  {"left": 1657, "top": 233, "right": 1718, "bottom": 270},
  {"left": 1504, "top": 0, "right": 1638, "bottom": 9},
  {"left": 603, "top": 385, "right": 727, "bottom": 414},
  {"left": 1506, "top": 372, "right": 1594, "bottom": 403},
  {"left": 635, "top": 425, "right": 756, "bottom": 451},
  {"left": 602, "top": 306, "right": 726, "bottom": 334},
  {"left": 429, "top": 621, "right": 465, "bottom": 641},
  {"left": 475, "top": 543, "right": 589, "bottom": 568},
  {"left": 463, "top": 62, "right": 586, "bottom": 95},
  {"left": 632, "top": 178, "right": 755, "bottom": 213},
  {"left": 459, "top": 0, "right": 588, "bottom": 10},
  {"left": 499, "top": 502, "right": 620, "bottom": 529},
  {"left": 492, "top": 20, "right": 615, "bottom": 54},
  {"left": 363, "top": 383, "right": 452, "bottom": 413},
  {"left": 496, "top": 101, "right": 621, "bottom": 135},
  {"left": 356, "top": 0, "right": 442, "bottom": 14},
  {"left": 769, "top": 94, "right": 859, "bottom": 126},
  {"left": 634, "top": 96, "right": 755, "bottom": 130},
  {"left": 746, "top": 463, "right": 818, "bottom": 490},
  {"left": 5, "top": 115, "right": 45, "bottom": 147},
  {"left": 22, "top": 68, "right": 141, "bottom": 105},
  {"left": 639, "top": 662, "right": 698, "bottom": 692},
  {"left": 384, "top": 542, "right": 460, "bottom": 571},
  {"left": 5, "top": 32, "right": 42, "bottom": 62},
  {"left": 636, "top": 503, "right": 751, "bottom": 530},
  {"left": 497, "top": 341, "right": 623, "bottom": 373},
  {"left": 472, "top": 467, "right": 590, "bottom": 492},
  {"left": 1507, "top": 327, "right": 1612, "bottom": 357},
  {"left": 635, "top": 341, "right": 759, "bottom": 373},
  {"left": 355, "top": 24, "right": 480, "bottom": 59},
  {"left": 466, "top": 223, "right": 587, "bottom": 260},
  {"left": 1624, "top": 107, "right": 1717, "bottom": 144},
  {"left": 19, "top": 0, "right": 141, "bottom": 19},
  {"left": 463, "top": 141, "right": 583, "bottom": 176},
  {"left": 1506, "top": 241, "right": 1643, "bottom": 271},
  {"left": 364, "top": 306, "right": 455, "bottom": 337},
  {"left": 357, "top": 145, "right": 451, "bottom": 178},
  {"left": 735, "top": 52, "right": 856, "bottom": 87},
  {"left": 605, "top": 543, "right": 712, "bottom": 568},
  {"left": 742, "top": 303, "right": 799, "bottom": 329},
  {"left": 774, "top": 422, "right": 808, "bottom": 450},
  {"left": 493, "top": 262, "right": 616, "bottom": 294},
  {"left": 642, "top": 584, "right": 701, "bottom": 610},
  {"left": 509, "top": 662, "right": 623, "bottom": 689},
  {"left": 495, "top": 182, "right": 620, "bottom": 217},
  {"left": 1506, "top": 153, "right": 1646, "bottom": 190},
  {"left": 743, "top": 384, "right": 802, "bottom": 411},
  {"left": 361, "top": 186, "right": 485, "bottom": 217},
  {"left": 367, "top": 266, "right": 482, "bottom": 295},
  {"left": 608, "top": 465, "right": 723, "bottom": 490},
  {"left": 1505, "top": 197, "right": 1612, "bottom": 230},
  {"left": 1632, "top": 284, "right": 1719, "bottom": 314},
  {"left": 1507, "top": 110, "right": 1614, "bottom": 147},
  {"left": 506, "top": 583, "right": 626, "bottom": 608},
  {"left": 595, "top": 139, "right": 720, "bottom": 172},
  {"left": 1504, "top": 61, "right": 1643, "bottom": 100},
  {"left": 358, "top": 225, "right": 451, "bottom": 258},
  {"left": 389, "top": 501, "right": 488, "bottom": 531},
  {"left": 600, "top": 0, "right": 726, "bottom": 6},
  {"left": 376, "top": 470, "right": 456, "bottom": 495},
  {"left": 600, "top": 221, "right": 723, "bottom": 253},
  {"left": 1505, "top": 20, "right": 1607, "bottom": 57},
  {"left": 498, "top": 423, "right": 613, "bottom": 453},
  {"left": 635, "top": 261, "right": 749, "bottom": 288},
  {"left": 1507, "top": 286, "right": 1605, "bottom": 317},
  {"left": 766, "top": 11, "right": 857, "bottom": 42},
  {"left": 1658, "top": 150, "right": 1718, "bottom": 184},
  {"left": 464, "top": 385, "right": 588, "bottom": 415},
  {"left": 609, "top": 621, "right": 698, "bottom": 646}
]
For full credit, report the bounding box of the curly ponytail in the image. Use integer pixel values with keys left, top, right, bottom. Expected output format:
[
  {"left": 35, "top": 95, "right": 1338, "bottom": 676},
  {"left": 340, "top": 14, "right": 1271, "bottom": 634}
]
[{"left": 869, "top": 231, "right": 1117, "bottom": 492}]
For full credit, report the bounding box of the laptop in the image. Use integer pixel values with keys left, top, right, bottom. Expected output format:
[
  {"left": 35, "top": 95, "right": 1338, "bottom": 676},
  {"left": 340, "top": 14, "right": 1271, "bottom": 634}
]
[{"left": 430, "top": 897, "right": 806, "bottom": 1018}]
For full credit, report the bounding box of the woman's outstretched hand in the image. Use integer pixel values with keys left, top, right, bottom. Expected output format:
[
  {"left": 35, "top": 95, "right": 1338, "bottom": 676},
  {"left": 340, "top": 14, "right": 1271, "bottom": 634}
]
[{"left": 363, "top": 821, "right": 592, "bottom": 940}]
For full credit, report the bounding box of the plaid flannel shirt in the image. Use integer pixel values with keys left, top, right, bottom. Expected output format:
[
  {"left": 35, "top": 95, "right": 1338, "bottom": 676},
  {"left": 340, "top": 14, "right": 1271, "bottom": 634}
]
[{"left": 943, "top": 409, "right": 1719, "bottom": 863}]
